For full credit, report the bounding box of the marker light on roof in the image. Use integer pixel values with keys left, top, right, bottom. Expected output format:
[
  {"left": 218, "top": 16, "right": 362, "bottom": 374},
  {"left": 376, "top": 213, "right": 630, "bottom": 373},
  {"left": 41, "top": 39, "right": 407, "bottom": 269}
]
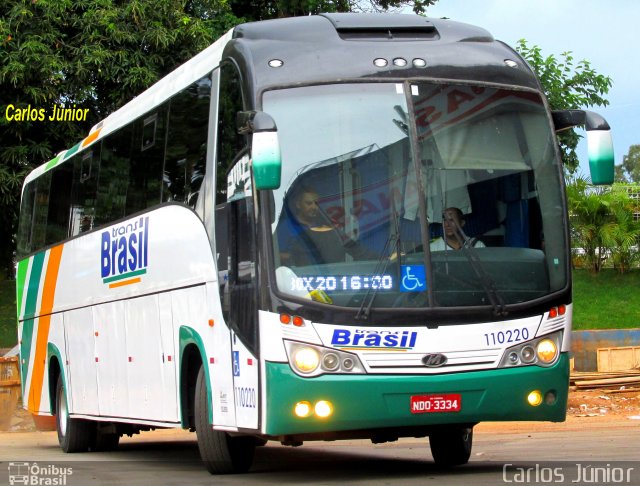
[
  {"left": 373, "top": 58, "right": 388, "bottom": 67},
  {"left": 504, "top": 59, "right": 518, "bottom": 68},
  {"left": 268, "top": 59, "right": 284, "bottom": 68},
  {"left": 393, "top": 58, "right": 407, "bottom": 67},
  {"left": 412, "top": 58, "right": 427, "bottom": 68}
]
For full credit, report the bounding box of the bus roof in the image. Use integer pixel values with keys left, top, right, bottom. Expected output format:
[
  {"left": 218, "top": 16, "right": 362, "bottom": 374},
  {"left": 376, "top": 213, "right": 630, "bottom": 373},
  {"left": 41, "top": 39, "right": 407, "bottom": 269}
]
[{"left": 25, "top": 13, "right": 539, "bottom": 187}]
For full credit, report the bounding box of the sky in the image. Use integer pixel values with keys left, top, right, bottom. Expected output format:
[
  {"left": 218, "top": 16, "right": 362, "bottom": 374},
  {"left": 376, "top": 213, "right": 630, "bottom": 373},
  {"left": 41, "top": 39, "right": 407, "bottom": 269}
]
[{"left": 422, "top": 0, "right": 640, "bottom": 177}]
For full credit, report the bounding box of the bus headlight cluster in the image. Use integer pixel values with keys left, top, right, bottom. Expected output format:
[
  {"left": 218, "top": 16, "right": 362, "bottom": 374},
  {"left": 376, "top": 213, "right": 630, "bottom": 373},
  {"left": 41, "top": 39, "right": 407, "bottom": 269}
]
[
  {"left": 285, "top": 341, "right": 365, "bottom": 377},
  {"left": 499, "top": 331, "right": 562, "bottom": 368}
]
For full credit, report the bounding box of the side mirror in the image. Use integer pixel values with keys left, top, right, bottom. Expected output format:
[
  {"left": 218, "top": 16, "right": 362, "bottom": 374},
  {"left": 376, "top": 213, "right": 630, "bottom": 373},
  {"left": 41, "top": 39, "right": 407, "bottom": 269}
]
[
  {"left": 552, "top": 109, "right": 614, "bottom": 185},
  {"left": 237, "top": 111, "right": 282, "bottom": 190}
]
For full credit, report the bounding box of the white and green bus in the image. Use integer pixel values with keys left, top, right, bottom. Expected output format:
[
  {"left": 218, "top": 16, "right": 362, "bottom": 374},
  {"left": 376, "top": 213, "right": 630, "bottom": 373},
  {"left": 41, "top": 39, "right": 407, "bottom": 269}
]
[{"left": 16, "top": 13, "right": 614, "bottom": 473}]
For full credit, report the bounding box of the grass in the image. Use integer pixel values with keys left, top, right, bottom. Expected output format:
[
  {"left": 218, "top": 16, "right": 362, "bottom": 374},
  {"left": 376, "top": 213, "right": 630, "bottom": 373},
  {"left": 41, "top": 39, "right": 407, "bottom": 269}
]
[
  {"left": 0, "top": 270, "right": 637, "bottom": 347},
  {"left": 0, "top": 279, "right": 17, "bottom": 348},
  {"left": 572, "top": 268, "right": 640, "bottom": 330}
]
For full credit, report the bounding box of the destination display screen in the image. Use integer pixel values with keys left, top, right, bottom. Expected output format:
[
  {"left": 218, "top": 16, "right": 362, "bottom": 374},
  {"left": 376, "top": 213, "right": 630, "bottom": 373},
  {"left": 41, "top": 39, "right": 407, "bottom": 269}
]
[{"left": 287, "top": 275, "right": 394, "bottom": 293}]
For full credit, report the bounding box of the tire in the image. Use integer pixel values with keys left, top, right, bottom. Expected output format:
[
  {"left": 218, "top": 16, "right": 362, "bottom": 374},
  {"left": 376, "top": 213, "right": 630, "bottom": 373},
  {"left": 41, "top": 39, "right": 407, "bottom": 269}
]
[
  {"left": 429, "top": 426, "right": 473, "bottom": 467},
  {"left": 55, "top": 376, "right": 94, "bottom": 453},
  {"left": 194, "top": 366, "right": 255, "bottom": 474}
]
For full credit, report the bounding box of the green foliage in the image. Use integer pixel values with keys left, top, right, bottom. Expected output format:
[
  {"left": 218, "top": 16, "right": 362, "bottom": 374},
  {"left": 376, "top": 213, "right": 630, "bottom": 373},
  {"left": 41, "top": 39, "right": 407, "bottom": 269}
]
[
  {"left": 0, "top": 0, "right": 238, "bottom": 277},
  {"left": 0, "top": 279, "right": 17, "bottom": 348},
  {"left": 516, "top": 40, "right": 613, "bottom": 175},
  {"left": 616, "top": 145, "right": 640, "bottom": 183},
  {"left": 572, "top": 269, "right": 640, "bottom": 330},
  {"left": 568, "top": 177, "right": 640, "bottom": 274},
  {"left": 229, "top": 0, "right": 438, "bottom": 20}
]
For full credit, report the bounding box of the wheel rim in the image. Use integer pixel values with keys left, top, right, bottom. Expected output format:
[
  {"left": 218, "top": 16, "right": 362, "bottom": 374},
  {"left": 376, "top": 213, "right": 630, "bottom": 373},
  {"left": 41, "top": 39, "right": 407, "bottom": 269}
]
[{"left": 58, "top": 385, "right": 68, "bottom": 437}]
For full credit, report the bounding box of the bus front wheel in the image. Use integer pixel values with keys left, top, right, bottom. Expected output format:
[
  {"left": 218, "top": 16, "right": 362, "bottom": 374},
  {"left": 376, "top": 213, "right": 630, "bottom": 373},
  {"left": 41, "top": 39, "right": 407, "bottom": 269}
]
[
  {"left": 429, "top": 426, "right": 473, "bottom": 467},
  {"left": 55, "top": 376, "right": 94, "bottom": 453},
  {"left": 194, "top": 366, "right": 255, "bottom": 474}
]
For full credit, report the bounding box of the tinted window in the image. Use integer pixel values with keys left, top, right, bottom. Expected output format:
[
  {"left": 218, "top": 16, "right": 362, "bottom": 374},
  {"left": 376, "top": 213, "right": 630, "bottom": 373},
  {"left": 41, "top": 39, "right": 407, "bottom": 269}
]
[
  {"left": 163, "top": 74, "right": 212, "bottom": 208},
  {"left": 95, "top": 125, "right": 133, "bottom": 226},
  {"left": 126, "top": 108, "right": 167, "bottom": 214},
  {"left": 45, "top": 163, "right": 73, "bottom": 245},
  {"left": 69, "top": 146, "right": 100, "bottom": 236}
]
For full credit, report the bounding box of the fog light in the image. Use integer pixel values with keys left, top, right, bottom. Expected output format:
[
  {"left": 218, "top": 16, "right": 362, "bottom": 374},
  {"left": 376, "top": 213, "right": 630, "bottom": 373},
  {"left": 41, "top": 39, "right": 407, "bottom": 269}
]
[
  {"left": 314, "top": 400, "right": 333, "bottom": 418},
  {"left": 545, "top": 391, "right": 557, "bottom": 405},
  {"left": 294, "top": 401, "right": 312, "bottom": 418},
  {"left": 293, "top": 347, "right": 320, "bottom": 374},
  {"left": 527, "top": 390, "right": 543, "bottom": 406},
  {"left": 537, "top": 339, "right": 558, "bottom": 364}
]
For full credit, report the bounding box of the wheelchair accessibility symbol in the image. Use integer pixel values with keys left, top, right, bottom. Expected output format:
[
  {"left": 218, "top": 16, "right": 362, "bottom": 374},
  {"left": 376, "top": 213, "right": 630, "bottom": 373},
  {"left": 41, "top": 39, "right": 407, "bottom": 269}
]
[{"left": 400, "top": 265, "right": 427, "bottom": 292}]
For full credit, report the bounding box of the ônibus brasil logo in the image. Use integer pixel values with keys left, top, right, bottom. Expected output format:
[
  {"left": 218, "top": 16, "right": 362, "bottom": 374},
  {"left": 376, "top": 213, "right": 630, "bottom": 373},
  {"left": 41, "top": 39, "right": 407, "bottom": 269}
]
[{"left": 101, "top": 216, "right": 149, "bottom": 288}]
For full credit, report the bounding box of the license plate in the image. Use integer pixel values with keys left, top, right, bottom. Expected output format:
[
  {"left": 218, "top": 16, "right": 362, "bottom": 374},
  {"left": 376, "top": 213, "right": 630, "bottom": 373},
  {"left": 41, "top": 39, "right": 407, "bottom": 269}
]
[{"left": 410, "top": 393, "right": 461, "bottom": 414}]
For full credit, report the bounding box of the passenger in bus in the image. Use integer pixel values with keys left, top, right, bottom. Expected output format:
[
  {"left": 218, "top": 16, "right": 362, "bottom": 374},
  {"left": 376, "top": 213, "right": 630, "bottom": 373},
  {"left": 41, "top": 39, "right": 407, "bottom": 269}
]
[
  {"left": 430, "top": 207, "right": 486, "bottom": 251},
  {"left": 279, "top": 187, "right": 375, "bottom": 266}
]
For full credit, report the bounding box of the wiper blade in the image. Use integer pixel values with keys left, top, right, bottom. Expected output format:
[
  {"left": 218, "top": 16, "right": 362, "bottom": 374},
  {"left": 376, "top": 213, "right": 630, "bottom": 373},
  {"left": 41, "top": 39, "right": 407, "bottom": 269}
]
[
  {"left": 446, "top": 223, "right": 506, "bottom": 317},
  {"left": 355, "top": 202, "right": 403, "bottom": 321}
]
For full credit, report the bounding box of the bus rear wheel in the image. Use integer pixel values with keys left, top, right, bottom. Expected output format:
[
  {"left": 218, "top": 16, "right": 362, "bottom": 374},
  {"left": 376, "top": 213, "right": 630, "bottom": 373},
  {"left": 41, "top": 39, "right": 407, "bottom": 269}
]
[
  {"left": 194, "top": 367, "right": 255, "bottom": 474},
  {"left": 429, "top": 426, "right": 473, "bottom": 467},
  {"left": 55, "top": 376, "right": 94, "bottom": 453}
]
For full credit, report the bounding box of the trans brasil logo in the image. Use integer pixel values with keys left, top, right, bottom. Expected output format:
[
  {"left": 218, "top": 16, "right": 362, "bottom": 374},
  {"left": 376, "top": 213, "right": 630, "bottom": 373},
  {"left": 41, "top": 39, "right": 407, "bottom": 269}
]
[
  {"left": 331, "top": 328, "right": 417, "bottom": 352},
  {"left": 101, "top": 216, "right": 149, "bottom": 288}
]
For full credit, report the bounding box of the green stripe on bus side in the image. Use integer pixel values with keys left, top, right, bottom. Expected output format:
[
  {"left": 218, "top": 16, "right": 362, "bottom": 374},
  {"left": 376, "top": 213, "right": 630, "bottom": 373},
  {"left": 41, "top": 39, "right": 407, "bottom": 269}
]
[
  {"left": 102, "top": 268, "right": 147, "bottom": 283},
  {"left": 20, "top": 252, "right": 45, "bottom": 390},
  {"left": 44, "top": 154, "right": 62, "bottom": 171},
  {"left": 16, "top": 259, "right": 29, "bottom": 320},
  {"left": 62, "top": 142, "right": 80, "bottom": 160}
]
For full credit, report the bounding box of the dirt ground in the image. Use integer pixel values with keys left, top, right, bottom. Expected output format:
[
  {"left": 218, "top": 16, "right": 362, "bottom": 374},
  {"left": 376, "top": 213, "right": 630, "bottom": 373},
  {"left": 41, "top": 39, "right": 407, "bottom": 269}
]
[{"left": 567, "top": 387, "right": 640, "bottom": 418}]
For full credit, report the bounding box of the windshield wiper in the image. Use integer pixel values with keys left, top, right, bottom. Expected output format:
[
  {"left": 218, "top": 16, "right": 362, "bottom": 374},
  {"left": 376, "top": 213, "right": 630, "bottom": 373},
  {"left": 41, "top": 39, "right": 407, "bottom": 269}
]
[
  {"left": 447, "top": 222, "right": 507, "bottom": 317},
  {"left": 355, "top": 200, "right": 402, "bottom": 321}
]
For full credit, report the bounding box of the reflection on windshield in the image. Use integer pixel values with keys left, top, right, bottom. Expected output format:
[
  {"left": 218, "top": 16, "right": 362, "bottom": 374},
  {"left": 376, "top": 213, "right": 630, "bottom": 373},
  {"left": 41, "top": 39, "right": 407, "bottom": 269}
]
[{"left": 263, "top": 83, "right": 567, "bottom": 310}]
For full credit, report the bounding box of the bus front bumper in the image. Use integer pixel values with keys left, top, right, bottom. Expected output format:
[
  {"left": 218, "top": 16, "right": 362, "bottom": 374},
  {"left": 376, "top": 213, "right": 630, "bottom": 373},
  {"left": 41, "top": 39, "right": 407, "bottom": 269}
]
[{"left": 264, "top": 353, "right": 569, "bottom": 437}]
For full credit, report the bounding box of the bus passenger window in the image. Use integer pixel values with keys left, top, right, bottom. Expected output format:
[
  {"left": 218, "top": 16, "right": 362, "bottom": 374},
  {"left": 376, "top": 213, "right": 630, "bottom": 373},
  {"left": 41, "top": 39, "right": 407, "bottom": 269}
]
[
  {"left": 163, "top": 74, "right": 212, "bottom": 208},
  {"left": 127, "top": 106, "right": 167, "bottom": 215}
]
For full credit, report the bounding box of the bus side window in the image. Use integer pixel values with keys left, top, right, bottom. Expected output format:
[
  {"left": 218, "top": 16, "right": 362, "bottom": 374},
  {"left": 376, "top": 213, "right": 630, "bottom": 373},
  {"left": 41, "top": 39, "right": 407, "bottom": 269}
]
[
  {"left": 163, "top": 74, "right": 212, "bottom": 208},
  {"left": 44, "top": 163, "right": 73, "bottom": 246},
  {"left": 69, "top": 148, "right": 100, "bottom": 236},
  {"left": 95, "top": 125, "right": 133, "bottom": 226},
  {"left": 126, "top": 106, "right": 167, "bottom": 214},
  {"left": 16, "top": 181, "right": 36, "bottom": 257}
]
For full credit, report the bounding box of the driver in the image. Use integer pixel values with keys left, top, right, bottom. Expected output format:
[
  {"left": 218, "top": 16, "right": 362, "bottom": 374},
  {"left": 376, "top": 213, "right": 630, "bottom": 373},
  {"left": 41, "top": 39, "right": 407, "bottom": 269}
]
[{"left": 430, "top": 207, "right": 485, "bottom": 251}]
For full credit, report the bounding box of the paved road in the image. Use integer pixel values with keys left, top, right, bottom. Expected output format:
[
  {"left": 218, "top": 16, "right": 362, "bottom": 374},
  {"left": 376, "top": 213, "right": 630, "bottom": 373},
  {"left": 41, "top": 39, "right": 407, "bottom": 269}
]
[{"left": 1, "top": 419, "right": 639, "bottom": 485}]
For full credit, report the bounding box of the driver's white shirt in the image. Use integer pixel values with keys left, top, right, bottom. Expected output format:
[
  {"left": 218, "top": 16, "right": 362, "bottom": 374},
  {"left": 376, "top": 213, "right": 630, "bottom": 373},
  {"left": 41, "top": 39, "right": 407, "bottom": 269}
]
[{"left": 429, "top": 237, "right": 485, "bottom": 251}]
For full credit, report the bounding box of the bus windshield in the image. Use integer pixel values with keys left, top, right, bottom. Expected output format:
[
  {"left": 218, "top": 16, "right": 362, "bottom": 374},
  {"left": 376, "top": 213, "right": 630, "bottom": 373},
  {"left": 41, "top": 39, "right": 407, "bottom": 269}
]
[{"left": 264, "top": 82, "right": 567, "bottom": 309}]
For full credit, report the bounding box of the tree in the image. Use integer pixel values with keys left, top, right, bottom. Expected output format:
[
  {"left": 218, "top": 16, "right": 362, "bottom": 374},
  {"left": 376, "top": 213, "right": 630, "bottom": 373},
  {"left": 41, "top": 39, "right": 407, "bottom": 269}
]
[
  {"left": 516, "top": 40, "right": 613, "bottom": 175},
  {"left": 567, "top": 177, "right": 640, "bottom": 274},
  {"left": 615, "top": 145, "right": 640, "bottom": 183},
  {"left": 229, "top": 0, "right": 438, "bottom": 20},
  {"left": 0, "top": 0, "right": 238, "bottom": 277}
]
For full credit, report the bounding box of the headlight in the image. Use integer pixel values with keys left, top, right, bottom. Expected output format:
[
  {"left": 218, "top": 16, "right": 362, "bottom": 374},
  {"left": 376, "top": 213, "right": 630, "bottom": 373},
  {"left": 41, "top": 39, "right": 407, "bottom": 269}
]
[
  {"left": 292, "top": 347, "right": 320, "bottom": 374},
  {"left": 498, "top": 331, "right": 562, "bottom": 368},
  {"left": 285, "top": 341, "right": 365, "bottom": 377},
  {"left": 536, "top": 339, "right": 558, "bottom": 364}
]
